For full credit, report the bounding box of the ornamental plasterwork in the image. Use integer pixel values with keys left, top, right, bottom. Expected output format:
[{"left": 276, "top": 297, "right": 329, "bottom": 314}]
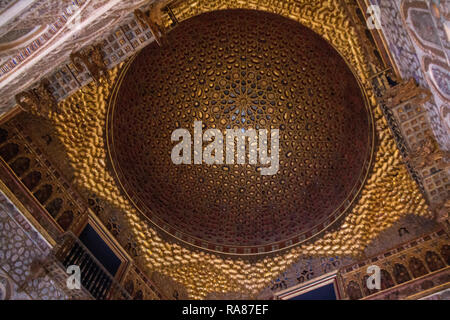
[
  {"left": 368, "top": 0, "right": 450, "bottom": 150},
  {"left": 13, "top": 0, "right": 433, "bottom": 299}
]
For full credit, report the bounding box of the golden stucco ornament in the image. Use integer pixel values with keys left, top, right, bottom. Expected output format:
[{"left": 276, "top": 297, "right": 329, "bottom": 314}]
[{"left": 44, "top": 0, "right": 432, "bottom": 299}]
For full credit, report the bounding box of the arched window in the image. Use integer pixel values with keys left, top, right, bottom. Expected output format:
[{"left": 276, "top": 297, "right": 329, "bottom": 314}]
[
  {"left": 393, "top": 263, "right": 411, "bottom": 284},
  {"left": 0, "top": 143, "right": 19, "bottom": 162},
  {"left": 133, "top": 290, "right": 143, "bottom": 300},
  {"left": 0, "top": 128, "right": 8, "bottom": 144},
  {"left": 425, "top": 251, "right": 445, "bottom": 271},
  {"left": 362, "top": 275, "right": 378, "bottom": 296},
  {"left": 46, "top": 198, "right": 63, "bottom": 218},
  {"left": 440, "top": 245, "right": 450, "bottom": 265},
  {"left": 380, "top": 269, "right": 394, "bottom": 289},
  {"left": 21, "top": 171, "right": 41, "bottom": 190},
  {"left": 34, "top": 184, "right": 53, "bottom": 204},
  {"left": 346, "top": 280, "right": 362, "bottom": 300},
  {"left": 57, "top": 210, "right": 74, "bottom": 230},
  {"left": 409, "top": 257, "right": 428, "bottom": 278}
]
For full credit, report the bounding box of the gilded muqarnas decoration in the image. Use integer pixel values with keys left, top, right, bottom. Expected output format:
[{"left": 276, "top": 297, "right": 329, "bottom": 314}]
[{"left": 44, "top": 1, "right": 432, "bottom": 299}]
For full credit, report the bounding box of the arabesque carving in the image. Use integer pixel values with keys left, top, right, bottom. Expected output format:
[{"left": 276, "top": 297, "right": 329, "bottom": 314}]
[{"left": 15, "top": 79, "right": 58, "bottom": 116}]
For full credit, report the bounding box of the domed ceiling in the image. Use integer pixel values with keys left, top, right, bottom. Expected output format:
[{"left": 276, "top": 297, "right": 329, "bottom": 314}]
[{"left": 106, "top": 9, "right": 374, "bottom": 255}]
